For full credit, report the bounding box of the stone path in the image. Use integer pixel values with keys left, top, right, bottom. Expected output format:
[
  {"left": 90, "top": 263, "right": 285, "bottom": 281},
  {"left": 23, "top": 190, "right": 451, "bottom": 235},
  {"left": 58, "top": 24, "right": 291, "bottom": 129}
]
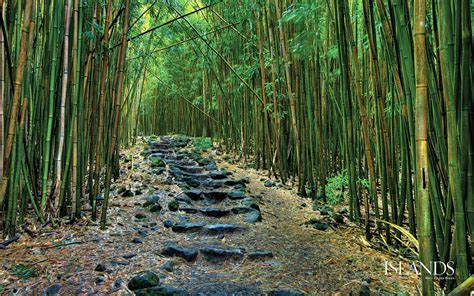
[{"left": 128, "top": 136, "right": 302, "bottom": 295}]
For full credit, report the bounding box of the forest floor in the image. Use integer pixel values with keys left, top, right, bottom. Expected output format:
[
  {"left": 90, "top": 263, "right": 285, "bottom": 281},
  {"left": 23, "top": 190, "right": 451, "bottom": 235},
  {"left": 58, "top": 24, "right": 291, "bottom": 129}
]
[{"left": 0, "top": 136, "right": 419, "bottom": 295}]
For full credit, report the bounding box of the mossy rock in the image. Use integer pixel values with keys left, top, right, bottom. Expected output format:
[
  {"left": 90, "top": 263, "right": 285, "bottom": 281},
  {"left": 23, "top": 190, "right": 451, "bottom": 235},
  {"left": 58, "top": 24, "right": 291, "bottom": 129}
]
[{"left": 168, "top": 200, "right": 179, "bottom": 212}]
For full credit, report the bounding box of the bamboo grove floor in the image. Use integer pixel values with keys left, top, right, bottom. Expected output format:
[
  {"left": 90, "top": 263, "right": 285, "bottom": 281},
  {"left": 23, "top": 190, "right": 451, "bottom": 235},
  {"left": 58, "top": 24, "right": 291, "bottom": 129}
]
[{"left": 0, "top": 136, "right": 419, "bottom": 295}]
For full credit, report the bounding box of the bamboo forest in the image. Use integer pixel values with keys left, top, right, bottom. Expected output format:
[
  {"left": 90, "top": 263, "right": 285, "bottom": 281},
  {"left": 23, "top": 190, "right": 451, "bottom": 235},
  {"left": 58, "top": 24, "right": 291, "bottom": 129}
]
[{"left": 0, "top": 0, "right": 472, "bottom": 295}]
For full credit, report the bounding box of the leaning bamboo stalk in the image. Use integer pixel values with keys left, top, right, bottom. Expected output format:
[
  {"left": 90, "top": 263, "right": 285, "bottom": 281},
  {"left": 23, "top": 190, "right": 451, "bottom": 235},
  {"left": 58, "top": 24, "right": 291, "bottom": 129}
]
[
  {"left": 0, "top": 0, "right": 33, "bottom": 208},
  {"left": 100, "top": 0, "right": 130, "bottom": 228}
]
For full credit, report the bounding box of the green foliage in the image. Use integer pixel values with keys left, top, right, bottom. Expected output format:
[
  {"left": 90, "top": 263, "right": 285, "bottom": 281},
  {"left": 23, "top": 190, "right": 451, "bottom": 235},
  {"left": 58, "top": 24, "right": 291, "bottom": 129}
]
[
  {"left": 150, "top": 157, "right": 165, "bottom": 168},
  {"left": 192, "top": 137, "right": 212, "bottom": 151},
  {"left": 11, "top": 264, "right": 38, "bottom": 279},
  {"left": 322, "top": 170, "right": 349, "bottom": 205}
]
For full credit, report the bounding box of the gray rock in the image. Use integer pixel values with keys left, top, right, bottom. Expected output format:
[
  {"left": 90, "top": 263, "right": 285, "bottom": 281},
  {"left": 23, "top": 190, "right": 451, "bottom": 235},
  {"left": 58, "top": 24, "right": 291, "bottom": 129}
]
[
  {"left": 160, "top": 260, "right": 175, "bottom": 272},
  {"left": 242, "top": 198, "right": 260, "bottom": 211},
  {"left": 231, "top": 207, "right": 254, "bottom": 214},
  {"left": 161, "top": 245, "right": 198, "bottom": 262},
  {"left": 228, "top": 189, "right": 246, "bottom": 200},
  {"left": 94, "top": 263, "right": 107, "bottom": 272},
  {"left": 184, "top": 189, "right": 203, "bottom": 200},
  {"left": 123, "top": 253, "right": 137, "bottom": 259},
  {"left": 163, "top": 220, "right": 174, "bottom": 228},
  {"left": 128, "top": 271, "right": 159, "bottom": 291},
  {"left": 245, "top": 210, "right": 262, "bottom": 224},
  {"left": 111, "top": 278, "right": 125, "bottom": 290},
  {"left": 150, "top": 204, "right": 162, "bottom": 213},
  {"left": 135, "top": 212, "right": 147, "bottom": 220},
  {"left": 168, "top": 200, "right": 180, "bottom": 212},
  {"left": 205, "top": 224, "right": 244, "bottom": 234},
  {"left": 171, "top": 222, "right": 205, "bottom": 233},
  {"left": 304, "top": 218, "right": 328, "bottom": 231},
  {"left": 205, "top": 191, "right": 228, "bottom": 200},
  {"left": 264, "top": 180, "right": 274, "bottom": 187},
  {"left": 248, "top": 250, "right": 273, "bottom": 259},
  {"left": 132, "top": 237, "right": 143, "bottom": 244},
  {"left": 268, "top": 289, "right": 305, "bottom": 296},
  {"left": 95, "top": 275, "right": 106, "bottom": 284},
  {"left": 200, "top": 246, "right": 245, "bottom": 259},
  {"left": 143, "top": 194, "right": 161, "bottom": 207},
  {"left": 179, "top": 207, "right": 197, "bottom": 214},
  {"left": 176, "top": 194, "right": 192, "bottom": 204},
  {"left": 45, "top": 284, "right": 62, "bottom": 295},
  {"left": 199, "top": 208, "right": 230, "bottom": 218},
  {"left": 210, "top": 170, "right": 228, "bottom": 180},
  {"left": 135, "top": 285, "right": 188, "bottom": 296}
]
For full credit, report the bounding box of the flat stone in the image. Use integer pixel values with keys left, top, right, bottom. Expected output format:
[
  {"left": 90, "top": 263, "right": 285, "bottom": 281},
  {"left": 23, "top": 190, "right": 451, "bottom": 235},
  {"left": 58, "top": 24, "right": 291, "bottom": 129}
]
[
  {"left": 265, "top": 260, "right": 282, "bottom": 267},
  {"left": 95, "top": 275, "right": 106, "bottom": 284},
  {"left": 192, "top": 283, "right": 260, "bottom": 295},
  {"left": 201, "top": 179, "right": 226, "bottom": 188},
  {"left": 94, "top": 263, "right": 107, "bottom": 272},
  {"left": 264, "top": 180, "right": 274, "bottom": 187},
  {"left": 160, "top": 260, "right": 175, "bottom": 272},
  {"left": 205, "top": 224, "right": 243, "bottom": 234},
  {"left": 228, "top": 189, "right": 246, "bottom": 200},
  {"left": 200, "top": 246, "right": 245, "bottom": 259},
  {"left": 127, "top": 271, "right": 160, "bottom": 290},
  {"left": 184, "top": 178, "right": 201, "bottom": 188},
  {"left": 149, "top": 204, "right": 162, "bottom": 212},
  {"left": 135, "top": 212, "right": 147, "bottom": 220},
  {"left": 176, "top": 194, "right": 192, "bottom": 204},
  {"left": 204, "top": 163, "right": 218, "bottom": 171},
  {"left": 180, "top": 207, "right": 198, "bottom": 214},
  {"left": 304, "top": 218, "right": 328, "bottom": 231},
  {"left": 268, "top": 289, "right": 305, "bottom": 296},
  {"left": 143, "top": 194, "right": 161, "bottom": 207},
  {"left": 224, "top": 179, "right": 241, "bottom": 186},
  {"left": 248, "top": 250, "right": 273, "bottom": 259},
  {"left": 242, "top": 198, "right": 260, "bottom": 211},
  {"left": 45, "top": 284, "right": 62, "bottom": 295},
  {"left": 200, "top": 208, "right": 230, "bottom": 218},
  {"left": 111, "top": 260, "right": 130, "bottom": 266},
  {"left": 168, "top": 200, "right": 180, "bottom": 212},
  {"left": 137, "top": 229, "right": 148, "bottom": 237},
  {"left": 245, "top": 210, "right": 262, "bottom": 224},
  {"left": 171, "top": 222, "right": 205, "bottom": 233},
  {"left": 163, "top": 220, "right": 174, "bottom": 228},
  {"left": 135, "top": 285, "right": 188, "bottom": 296},
  {"left": 161, "top": 245, "right": 198, "bottom": 262},
  {"left": 209, "top": 170, "right": 228, "bottom": 180},
  {"left": 231, "top": 207, "right": 254, "bottom": 214},
  {"left": 239, "top": 177, "right": 250, "bottom": 184},
  {"left": 123, "top": 253, "right": 137, "bottom": 259},
  {"left": 132, "top": 237, "right": 143, "bottom": 244},
  {"left": 111, "top": 278, "right": 125, "bottom": 290},
  {"left": 205, "top": 191, "right": 228, "bottom": 200},
  {"left": 183, "top": 189, "right": 203, "bottom": 200}
]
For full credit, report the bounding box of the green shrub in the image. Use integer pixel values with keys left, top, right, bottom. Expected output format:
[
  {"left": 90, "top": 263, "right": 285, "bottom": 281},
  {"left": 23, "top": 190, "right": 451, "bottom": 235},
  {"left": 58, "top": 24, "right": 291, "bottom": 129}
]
[
  {"left": 323, "top": 170, "right": 348, "bottom": 205},
  {"left": 192, "top": 137, "right": 212, "bottom": 151}
]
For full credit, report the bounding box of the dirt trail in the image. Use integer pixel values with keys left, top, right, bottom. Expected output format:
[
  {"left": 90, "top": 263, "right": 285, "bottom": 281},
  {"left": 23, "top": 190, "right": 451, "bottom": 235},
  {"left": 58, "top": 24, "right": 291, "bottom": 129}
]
[{"left": 0, "top": 136, "right": 418, "bottom": 295}]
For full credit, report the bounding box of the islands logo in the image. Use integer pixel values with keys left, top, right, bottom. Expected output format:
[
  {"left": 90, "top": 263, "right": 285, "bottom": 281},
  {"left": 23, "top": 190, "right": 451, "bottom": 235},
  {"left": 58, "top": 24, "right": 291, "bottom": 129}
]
[{"left": 384, "top": 260, "right": 456, "bottom": 280}]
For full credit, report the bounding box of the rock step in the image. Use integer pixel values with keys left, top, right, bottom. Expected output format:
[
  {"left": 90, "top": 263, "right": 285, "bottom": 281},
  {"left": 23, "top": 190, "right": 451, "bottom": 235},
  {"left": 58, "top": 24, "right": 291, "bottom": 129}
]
[
  {"left": 200, "top": 246, "right": 245, "bottom": 259},
  {"left": 161, "top": 245, "right": 198, "bottom": 262},
  {"left": 204, "top": 224, "right": 244, "bottom": 234},
  {"left": 171, "top": 222, "right": 206, "bottom": 233}
]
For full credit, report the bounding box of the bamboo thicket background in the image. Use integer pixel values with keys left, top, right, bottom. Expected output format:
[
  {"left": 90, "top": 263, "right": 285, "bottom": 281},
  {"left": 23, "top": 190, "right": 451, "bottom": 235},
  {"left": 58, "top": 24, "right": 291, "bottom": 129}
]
[{"left": 0, "top": 0, "right": 472, "bottom": 294}]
